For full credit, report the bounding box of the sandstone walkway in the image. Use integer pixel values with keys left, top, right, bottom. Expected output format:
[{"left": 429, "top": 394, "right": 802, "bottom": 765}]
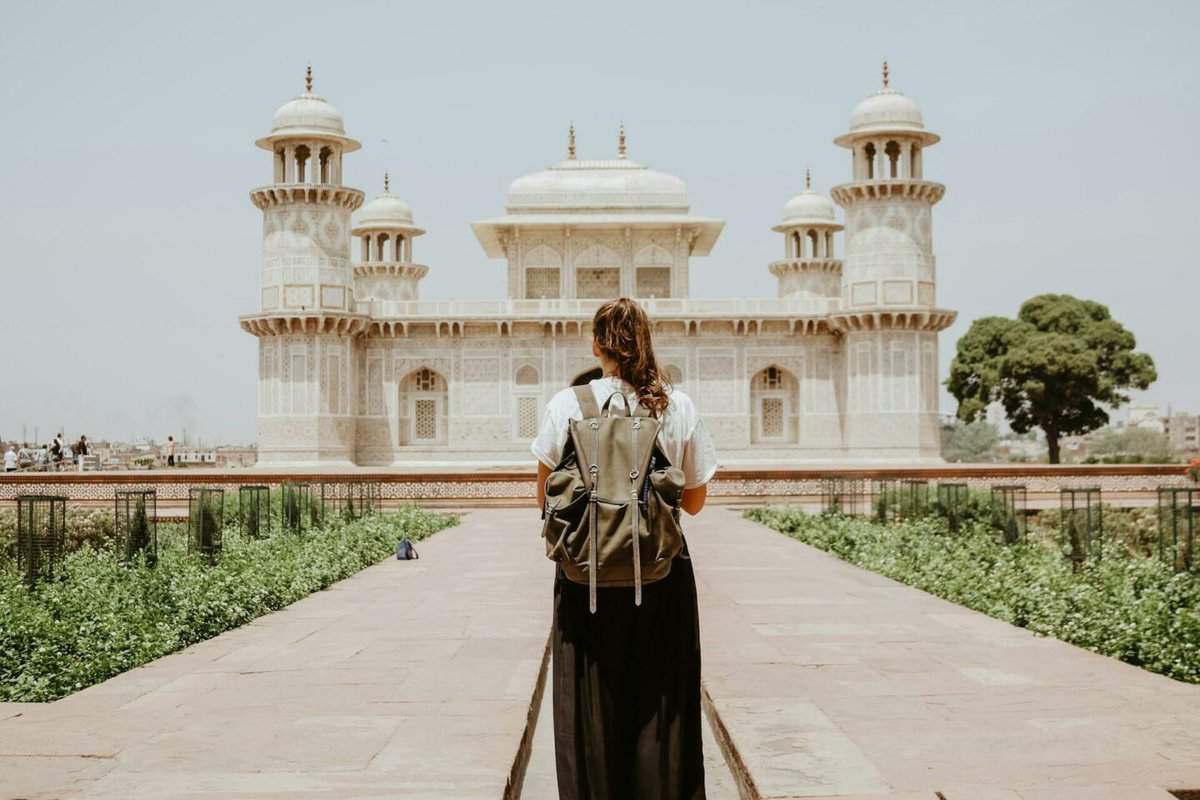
[
  {"left": 0, "top": 510, "right": 556, "bottom": 799},
  {"left": 687, "top": 508, "right": 1200, "bottom": 800},
  {"left": 3, "top": 507, "right": 1200, "bottom": 799}
]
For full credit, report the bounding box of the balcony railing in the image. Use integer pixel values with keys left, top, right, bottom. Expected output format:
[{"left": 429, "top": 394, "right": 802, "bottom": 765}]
[{"left": 354, "top": 296, "right": 843, "bottom": 319}]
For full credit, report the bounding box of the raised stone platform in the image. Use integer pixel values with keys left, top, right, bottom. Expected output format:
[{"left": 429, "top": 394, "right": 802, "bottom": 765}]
[{"left": 0, "top": 463, "right": 1189, "bottom": 512}]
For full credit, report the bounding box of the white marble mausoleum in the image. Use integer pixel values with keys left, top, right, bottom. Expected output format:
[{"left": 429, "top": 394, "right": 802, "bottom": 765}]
[{"left": 240, "top": 65, "right": 956, "bottom": 466}]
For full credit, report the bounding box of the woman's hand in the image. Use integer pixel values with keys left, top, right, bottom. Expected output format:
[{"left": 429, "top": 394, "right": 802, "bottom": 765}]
[{"left": 680, "top": 484, "right": 707, "bottom": 515}]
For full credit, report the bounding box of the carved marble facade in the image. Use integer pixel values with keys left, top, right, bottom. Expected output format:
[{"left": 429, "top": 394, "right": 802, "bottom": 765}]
[{"left": 240, "top": 68, "right": 956, "bottom": 465}]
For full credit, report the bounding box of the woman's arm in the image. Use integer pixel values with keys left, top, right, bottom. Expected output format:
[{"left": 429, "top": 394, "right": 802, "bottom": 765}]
[
  {"left": 535, "top": 461, "right": 551, "bottom": 509},
  {"left": 680, "top": 484, "right": 707, "bottom": 516}
]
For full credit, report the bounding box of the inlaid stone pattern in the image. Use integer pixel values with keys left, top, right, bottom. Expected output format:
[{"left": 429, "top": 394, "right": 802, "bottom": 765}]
[{"left": 1, "top": 470, "right": 1190, "bottom": 506}]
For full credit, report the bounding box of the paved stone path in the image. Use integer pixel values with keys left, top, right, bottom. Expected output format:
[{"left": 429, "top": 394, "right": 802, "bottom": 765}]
[
  {"left": 4, "top": 506, "right": 1200, "bottom": 799},
  {"left": 687, "top": 508, "right": 1200, "bottom": 800},
  {"left": 0, "top": 510, "right": 553, "bottom": 799}
]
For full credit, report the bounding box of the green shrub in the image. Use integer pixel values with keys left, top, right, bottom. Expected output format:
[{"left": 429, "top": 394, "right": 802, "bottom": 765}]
[
  {"left": 0, "top": 506, "right": 456, "bottom": 702},
  {"left": 747, "top": 507, "right": 1200, "bottom": 684}
]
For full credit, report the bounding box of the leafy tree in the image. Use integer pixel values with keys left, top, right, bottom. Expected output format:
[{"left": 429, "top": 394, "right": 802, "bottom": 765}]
[
  {"left": 941, "top": 420, "right": 1000, "bottom": 463},
  {"left": 947, "top": 294, "right": 1156, "bottom": 463}
]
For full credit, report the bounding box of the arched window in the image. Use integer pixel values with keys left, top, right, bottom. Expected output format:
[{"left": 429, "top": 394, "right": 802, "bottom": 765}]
[
  {"left": 863, "top": 142, "right": 877, "bottom": 180},
  {"left": 791, "top": 231, "right": 803, "bottom": 258},
  {"left": 295, "top": 145, "right": 312, "bottom": 183},
  {"left": 885, "top": 141, "right": 901, "bottom": 179},
  {"left": 807, "top": 230, "right": 820, "bottom": 259},
  {"left": 375, "top": 233, "right": 388, "bottom": 263},
  {"left": 750, "top": 365, "right": 799, "bottom": 444},
  {"left": 394, "top": 235, "right": 405, "bottom": 262},
  {"left": 398, "top": 368, "right": 448, "bottom": 445},
  {"left": 515, "top": 365, "right": 540, "bottom": 386},
  {"left": 318, "top": 146, "right": 332, "bottom": 184},
  {"left": 513, "top": 365, "right": 541, "bottom": 439}
]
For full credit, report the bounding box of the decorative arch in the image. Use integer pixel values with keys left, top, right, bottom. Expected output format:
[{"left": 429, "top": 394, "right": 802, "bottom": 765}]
[
  {"left": 514, "top": 365, "right": 540, "bottom": 385},
  {"left": 524, "top": 244, "right": 562, "bottom": 268},
  {"left": 634, "top": 244, "right": 673, "bottom": 266},
  {"left": 512, "top": 364, "right": 542, "bottom": 439},
  {"left": 574, "top": 244, "right": 621, "bottom": 267},
  {"left": 398, "top": 367, "right": 448, "bottom": 446},
  {"left": 750, "top": 364, "right": 799, "bottom": 444}
]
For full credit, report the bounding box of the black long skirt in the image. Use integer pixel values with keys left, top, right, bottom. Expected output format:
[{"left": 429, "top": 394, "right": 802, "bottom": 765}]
[{"left": 552, "top": 541, "right": 706, "bottom": 800}]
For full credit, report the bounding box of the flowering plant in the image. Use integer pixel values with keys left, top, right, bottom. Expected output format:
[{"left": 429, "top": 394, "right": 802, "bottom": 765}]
[{"left": 1188, "top": 458, "right": 1200, "bottom": 483}]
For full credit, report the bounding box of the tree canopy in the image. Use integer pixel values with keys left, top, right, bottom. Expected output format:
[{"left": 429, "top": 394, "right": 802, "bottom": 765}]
[{"left": 947, "top": 294, "right": 1156, "bottom": 463}]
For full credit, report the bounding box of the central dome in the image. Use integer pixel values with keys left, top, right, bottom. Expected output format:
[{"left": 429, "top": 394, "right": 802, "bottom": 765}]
[{"left": 506, "top": 159, "right": 689, "bottom": 213}]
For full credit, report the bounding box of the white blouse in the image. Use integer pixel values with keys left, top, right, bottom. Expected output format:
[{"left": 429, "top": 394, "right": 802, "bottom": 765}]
[{"left": 530, "top": 376, "right": 719, "bottom": 489}]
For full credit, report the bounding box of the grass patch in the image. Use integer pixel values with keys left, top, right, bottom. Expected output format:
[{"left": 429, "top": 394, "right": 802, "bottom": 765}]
[
  {"left": 0, "top": 506, "right": 456, "bottom": 702},
  {"left": 746, "top": 507, "right": 1200, "bottom": 684}
]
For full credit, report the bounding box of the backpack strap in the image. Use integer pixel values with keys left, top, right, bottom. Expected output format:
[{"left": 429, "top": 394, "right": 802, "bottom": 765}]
[{"left": 573, "top": 385, "right": 601, "bottom": 420}]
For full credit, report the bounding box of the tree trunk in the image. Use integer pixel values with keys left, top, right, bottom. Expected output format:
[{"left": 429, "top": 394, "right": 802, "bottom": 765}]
[{"left": 1046, "top": 429, "right": 1061, "bottom": 464}]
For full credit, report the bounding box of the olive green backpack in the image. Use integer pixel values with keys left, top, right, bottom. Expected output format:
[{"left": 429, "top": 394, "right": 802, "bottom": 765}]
[{"left": 541, "top": 385, "right": 686, "bottom": 613}]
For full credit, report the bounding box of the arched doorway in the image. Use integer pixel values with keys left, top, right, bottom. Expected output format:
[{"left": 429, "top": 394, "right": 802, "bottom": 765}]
[
  {"left": 750, "top": 365, "right": 799, "bottom": 444},
  {"left": 398, "top": 367, "right": 448, "bottom": 445}
]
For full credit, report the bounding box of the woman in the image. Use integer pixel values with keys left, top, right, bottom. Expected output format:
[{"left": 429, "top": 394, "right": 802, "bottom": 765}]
[{"left": 532, "top": 298, "right": 718, "bottom": 800}]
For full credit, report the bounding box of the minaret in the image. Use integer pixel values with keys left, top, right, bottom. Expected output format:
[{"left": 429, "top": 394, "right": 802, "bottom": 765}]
[
  {"left": 769, "top": 169, "right": 843, "bottom": 309},
  {"left": 352, "top": 173, "right": 429, "bottom": 306},
  {"left": 830, "top": 63, "right": 956, "bottom": 460},
  {"left": 240, "top": 67, "right": 367, "bottom": 465}
]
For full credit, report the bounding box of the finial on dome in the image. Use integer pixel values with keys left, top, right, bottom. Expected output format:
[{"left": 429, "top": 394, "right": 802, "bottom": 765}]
[
  {"left": 618, "top": 123, "right": 627, "bottom": 159},
  {"left": 305, "top": 64, "right": 313, "bottom": 93},
  {"left": 384, "top": 171, "right": 389, "bottom": 193},
  {"left": 568, "top": 122, "right": 576, "bottom": 160},
  {"left": 882, "top": 60, "right": 889, "bottom": 89},
  {"left": 805, "top": 167, "right": 811, "bottom": 191}
]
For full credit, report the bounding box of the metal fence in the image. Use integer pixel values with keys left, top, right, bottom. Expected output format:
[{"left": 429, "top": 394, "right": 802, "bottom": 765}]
[
  {"left": 1061, "top": 487, "right": 1103, "bottom": 567},
  {"left": 821, "top": 477, "right": 865, "bottom": 516},
  {"left": 1157, "top": 487, "right": 1197, "bottom": 572},
  {"left": 935, "top": 482, "right": 970, "bottom": 533},
  {"left": 114, "top": 489, "right": 157, "bottom": 566},
  {"left": 188, "top": 487, "right": 224, "bottom": 564},
  {"left": 16, "top": 495, "right": 66, "bottom": 588},
  {"left": 990, "top": 485, "right": 1027, "bottom": 544},
  {"left": 238, "top": 485, "right": 272, "bottom": 539}
]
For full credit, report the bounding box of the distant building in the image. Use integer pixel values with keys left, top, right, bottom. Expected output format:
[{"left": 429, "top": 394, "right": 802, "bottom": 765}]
[
  {"left": 1166, "top": 413, "right": 1200, "bottom": 454},
  {"left": 1124, "top": 404, "right": 1165, "bottom": 433},
  {"left": 240, "top": 65, "right": 956, "bottom": 465}
]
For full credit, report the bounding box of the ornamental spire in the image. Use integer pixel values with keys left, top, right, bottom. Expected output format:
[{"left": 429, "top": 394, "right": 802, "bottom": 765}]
[
  {"left": 618, "top": 122, "right": 627, "bottom": 159},
  {"left": 568, "top": 122, "right": 576, "bottom": 160},
  {"left": 805, "top": 167, "right": 811, "bottom": 191},
  {"left": 305, "top": 64, "right": 313, "bottom": 93},
  {"left": 882, "top": 60, "right": 889, "bottom": 89},
  {"left": 384, "top": 171, "right": 389, "bottom": 192}
]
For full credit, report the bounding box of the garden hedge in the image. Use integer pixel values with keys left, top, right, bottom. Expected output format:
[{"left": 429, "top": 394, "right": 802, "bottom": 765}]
[{"left": 0, "top": 506, "right": 456, "bottom": 702}]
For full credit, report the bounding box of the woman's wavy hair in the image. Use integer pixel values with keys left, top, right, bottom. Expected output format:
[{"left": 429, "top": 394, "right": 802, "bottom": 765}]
[{"left": 592, "top": 298, "right": 671, "bottom": 417}]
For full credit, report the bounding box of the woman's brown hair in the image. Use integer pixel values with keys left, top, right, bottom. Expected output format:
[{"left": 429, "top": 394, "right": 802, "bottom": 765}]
[{"left": 592, "top": 298, "right": 671, "bottom": 417}]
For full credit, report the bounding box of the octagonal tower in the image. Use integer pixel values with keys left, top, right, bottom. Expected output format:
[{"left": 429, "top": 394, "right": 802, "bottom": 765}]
[
  {"left": 830, "top": 63, "right": 956, "bottom": 460},
  {"left": 239, "top": 67, "right": 367, "bottom": 465}
]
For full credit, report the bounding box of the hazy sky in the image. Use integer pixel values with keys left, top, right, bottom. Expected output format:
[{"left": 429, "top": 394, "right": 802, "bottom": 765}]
[{"left": 1, "top": 0, "right": 1196, "bottom": 445}]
